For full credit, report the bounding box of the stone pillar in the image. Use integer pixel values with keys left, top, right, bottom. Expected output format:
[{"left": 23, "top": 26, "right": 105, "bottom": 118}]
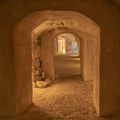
[
  {"left": 41, "top": 32, "right": 55, "bottom": 80},
  {"left": 53, "top": 38, "right": 58, "bottom": 55},
  {"left": 81, "top": 36, "right": 94, "bottom": 81}
]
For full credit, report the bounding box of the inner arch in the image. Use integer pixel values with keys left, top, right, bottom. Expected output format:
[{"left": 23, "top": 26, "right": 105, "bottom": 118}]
[{"left": 13, "top": 10, "right": 100, "bottom": 116}]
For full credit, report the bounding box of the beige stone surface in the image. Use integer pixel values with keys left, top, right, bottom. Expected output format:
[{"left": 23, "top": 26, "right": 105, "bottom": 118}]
[
  {"left": 41, "top": 32, "right": 55, "bottom": 80},
  {"left": 54, "top": 55, "right": 81, "bottom": 77},
  {"left": 0, "top": 0, "right": 120, "bottom": 118}
]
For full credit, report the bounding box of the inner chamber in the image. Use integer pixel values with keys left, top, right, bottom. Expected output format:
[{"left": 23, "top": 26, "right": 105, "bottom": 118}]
[{"left": 54, "top": 33, "right": 81, "bottom": 78}]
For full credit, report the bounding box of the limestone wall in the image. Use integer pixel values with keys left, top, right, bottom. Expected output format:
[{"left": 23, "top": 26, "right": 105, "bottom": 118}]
[
  {"left": 41, "top": 31, "right": 55, "bottom": 80},
  {"left": 0, "top": 0, "right": 120, "bottom": 117}
]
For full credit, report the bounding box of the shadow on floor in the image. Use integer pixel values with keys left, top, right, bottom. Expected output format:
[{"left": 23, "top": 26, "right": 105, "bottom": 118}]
[{"left": 15, "top": 103, "right": 53, "bottom": 120}]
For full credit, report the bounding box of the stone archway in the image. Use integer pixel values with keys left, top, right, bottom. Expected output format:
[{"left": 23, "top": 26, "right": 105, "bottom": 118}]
[
  {"left": 49, "top": 28, "right": 95, "bottom": 82},
  {"left": 13, "top": 11, "right": 100, "bottom": 115}
]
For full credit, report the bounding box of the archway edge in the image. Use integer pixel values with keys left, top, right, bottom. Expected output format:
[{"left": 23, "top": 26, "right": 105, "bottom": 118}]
[{"left": 14, "top": 10, "right": 100, "bottom": 35}]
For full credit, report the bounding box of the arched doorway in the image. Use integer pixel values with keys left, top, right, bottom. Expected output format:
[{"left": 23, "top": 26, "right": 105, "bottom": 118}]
[
  {"left": 13, "top": 11, "right": 100, "bottom": 116},
  {"left": 54, "top": 33, "right": 79, "bottom": 55},
  {"left": 54, "top": 32, "right": 80, "bottom": 78}
]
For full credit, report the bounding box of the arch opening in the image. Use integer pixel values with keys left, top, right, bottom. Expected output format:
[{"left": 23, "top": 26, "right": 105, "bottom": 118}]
[
  {"left": 54, "top": 33, "right": 79, "bottom": 55},
  {"left": 53, "top": 32, "right": 81, "bottom": 78},
  {"left": 13, "top": 10, "right": 100, "bottom": 118}
]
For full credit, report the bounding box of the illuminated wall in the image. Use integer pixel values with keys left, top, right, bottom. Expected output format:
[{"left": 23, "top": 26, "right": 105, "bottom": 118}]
[{"left": 54, "top": 33, "right": 79, "bottom": 55}]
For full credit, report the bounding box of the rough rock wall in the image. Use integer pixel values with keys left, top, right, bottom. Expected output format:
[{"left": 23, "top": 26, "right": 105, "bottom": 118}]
[
  {"left": 0, "top": 0, "right": 120, "bottom": 117},
  {"left": 41, "top": 31, "right": 55, "bottom": 80}
]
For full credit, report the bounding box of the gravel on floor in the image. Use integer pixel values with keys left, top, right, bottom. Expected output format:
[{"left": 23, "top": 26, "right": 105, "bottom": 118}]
[{"left": 32, "top": 75, "right": 95, "bottom": 120}]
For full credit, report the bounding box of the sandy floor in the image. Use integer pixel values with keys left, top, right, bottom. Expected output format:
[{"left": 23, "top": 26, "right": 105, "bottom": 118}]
[
  {"left": 32, "top": 55, "right": 96, "bottom": 120},
  {"left": 32, "top": 76, "right": 94, "bottom": 120},
  {"left": 54, "top": 55, "right": 81, "bottom": 77}
]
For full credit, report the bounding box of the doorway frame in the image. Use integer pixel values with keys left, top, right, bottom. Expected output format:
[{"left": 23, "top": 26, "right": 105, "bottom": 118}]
[{"left": 13, "top": 10, "right": 100, "bottom": 115}]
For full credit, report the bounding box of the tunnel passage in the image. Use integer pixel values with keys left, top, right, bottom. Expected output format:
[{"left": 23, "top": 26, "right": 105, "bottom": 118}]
[
  {"left": 53, "top": 32, "right": 81, "bottom": 78},
  {"left": 13, "top": 11, "right": 100, "bottom": 116},
  {"left": 54, "top": 33, "right": 79, "bottom": 55}
]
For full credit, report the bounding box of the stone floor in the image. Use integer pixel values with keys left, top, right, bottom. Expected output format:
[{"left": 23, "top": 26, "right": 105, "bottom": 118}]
[
  {"left": 10, "top": 76, "right": 115, "bottom": 120},
  {"left": 32, "top": 76, "right": 94, "bottom": 120},
  {"left": 54, "top": 54, "right": 81, "bottom": 77}
]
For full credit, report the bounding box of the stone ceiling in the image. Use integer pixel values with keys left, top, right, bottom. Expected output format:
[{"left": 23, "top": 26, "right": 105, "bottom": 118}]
[{"left": 114, "top": 0, "right": 120, "bottom": 6}]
